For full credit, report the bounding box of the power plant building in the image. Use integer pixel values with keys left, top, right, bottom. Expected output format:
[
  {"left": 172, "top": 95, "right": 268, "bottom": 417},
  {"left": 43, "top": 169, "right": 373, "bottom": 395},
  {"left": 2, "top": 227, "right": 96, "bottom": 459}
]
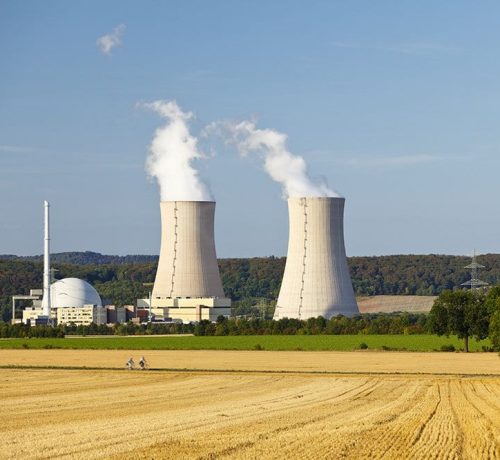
[
  {"left": 21, "top": 278, "right": 107, "bottom": 326},
  {"left": 56, "top": 305, "right": 107, "bottom": 326},
  {"left": 274, "top": 197, "right": 359, "bottom": 320},
  {"left": 141, "top": 201, "right": 231, "bottom": 322},
  {"left": 15, "top": 203, "right": 108, "bottom": 326}
]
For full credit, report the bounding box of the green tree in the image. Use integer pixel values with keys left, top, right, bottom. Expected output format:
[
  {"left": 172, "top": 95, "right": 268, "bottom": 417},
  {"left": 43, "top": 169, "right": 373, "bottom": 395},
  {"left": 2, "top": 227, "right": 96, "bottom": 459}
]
[
  {"left": 429, "top": 290, "right": 489, "bottom": 352},
  {"left": 485, "top": 286, "right": 500, "bottom": 351},
  {"left": 489, "top": 310, "right": 500, "bottom": 351}
]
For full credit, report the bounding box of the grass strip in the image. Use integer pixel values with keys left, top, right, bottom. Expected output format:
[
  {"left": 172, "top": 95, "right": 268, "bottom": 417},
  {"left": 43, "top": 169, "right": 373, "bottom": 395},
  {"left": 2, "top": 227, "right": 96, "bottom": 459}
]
[{"left": 0, "top": 334, "right": 492, "bottom": 352}]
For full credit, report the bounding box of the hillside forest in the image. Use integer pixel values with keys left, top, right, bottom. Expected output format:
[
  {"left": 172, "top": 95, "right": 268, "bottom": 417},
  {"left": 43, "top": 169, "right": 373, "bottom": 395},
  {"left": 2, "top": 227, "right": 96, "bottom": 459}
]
[{"left": 1, "top": 252, "right": 499, "bottom": 321}]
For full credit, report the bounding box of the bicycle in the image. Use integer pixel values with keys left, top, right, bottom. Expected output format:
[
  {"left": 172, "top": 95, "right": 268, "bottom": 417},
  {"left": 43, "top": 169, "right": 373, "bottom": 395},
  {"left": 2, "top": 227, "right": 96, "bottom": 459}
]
[{"left": 138, "top": 357, "right": 149, "bottom": 370}]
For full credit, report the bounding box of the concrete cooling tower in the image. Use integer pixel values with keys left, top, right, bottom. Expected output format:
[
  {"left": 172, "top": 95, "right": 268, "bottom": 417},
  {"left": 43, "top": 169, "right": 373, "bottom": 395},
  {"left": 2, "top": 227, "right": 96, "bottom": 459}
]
[
  {"left": 274, "top": 197, "right": 359, "bottom": 320},
  {"left": 153, "top": 201, "right": 225, "bottom": 298},
  {"left": 148, "top": 201, "right": 230, "bottom": 323}
]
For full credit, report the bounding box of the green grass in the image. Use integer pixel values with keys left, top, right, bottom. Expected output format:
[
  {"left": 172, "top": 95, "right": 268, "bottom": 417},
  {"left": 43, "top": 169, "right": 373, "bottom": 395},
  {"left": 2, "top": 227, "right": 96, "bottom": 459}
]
[{"left": 0, "top": 334, "right": 492, "bottom": 352}]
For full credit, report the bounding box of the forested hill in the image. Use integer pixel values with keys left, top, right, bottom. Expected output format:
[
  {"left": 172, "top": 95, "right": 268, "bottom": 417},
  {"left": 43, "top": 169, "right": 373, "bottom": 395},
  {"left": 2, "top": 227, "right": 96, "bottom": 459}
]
[
  {"left": 1, "top": 253, "right": 499, "bottom": 321},
  {"left": 0, "top": 251, "right": 158, "bottom": 265}
]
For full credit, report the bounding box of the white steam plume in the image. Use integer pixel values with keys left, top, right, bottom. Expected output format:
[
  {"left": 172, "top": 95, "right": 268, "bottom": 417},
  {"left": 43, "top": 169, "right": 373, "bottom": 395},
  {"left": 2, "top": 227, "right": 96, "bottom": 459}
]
[
  {"left": 96, "top": 24, "right": 125, "bottom": 55},
  {"left": 142, "top": 100, "right": 213, "bottom": 201},
  {"left": 209, "top": 119, "right": 340, "bottom": 198}
]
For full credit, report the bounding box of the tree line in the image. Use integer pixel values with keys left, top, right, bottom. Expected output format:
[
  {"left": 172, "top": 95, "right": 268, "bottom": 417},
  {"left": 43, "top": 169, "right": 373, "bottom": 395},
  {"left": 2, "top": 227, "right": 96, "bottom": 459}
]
[
  {"left": 0, "top": 313, "right": 431, "bottom": 339},
  {"left": 0, "top": 321, "right": 194, "bottom": 339}
]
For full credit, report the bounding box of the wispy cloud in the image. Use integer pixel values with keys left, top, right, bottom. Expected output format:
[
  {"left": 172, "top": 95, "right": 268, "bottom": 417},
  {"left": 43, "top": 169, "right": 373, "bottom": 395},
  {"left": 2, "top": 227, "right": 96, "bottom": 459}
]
[
  {"left": 341, "top": 154, "right": 438, "bottom": 167},
  {"left": 334, "top": 154, "right": 465, "bottom": 168},
  {"left": 96, "top": 24, "right": 125, "bottom": 56},
  {"left": 331, "top": 41, "right": 460, "bottom": 56},
  {"left": 0, "top": 145, "right": 37, "bottom": 154}
]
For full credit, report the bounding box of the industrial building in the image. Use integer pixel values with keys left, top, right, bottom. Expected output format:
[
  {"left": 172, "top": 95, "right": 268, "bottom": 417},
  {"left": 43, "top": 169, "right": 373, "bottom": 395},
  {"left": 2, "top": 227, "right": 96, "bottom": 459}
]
[
  {"left": 16, "top": 281, "right": 132, "bottom": 326},
  {"left": 139, "top": 201, "right": 231, "bottom": 322},
  {"left": 13, "top": 202, "right": 125, "bottom": 327},
  {"left": 14, "top": 193, "right": 362, "bottom": 326},
  {"left": 274, "top": 197, "right": 359, "bottom": 320},
  {"left": 138, "top": 297, "right": 231, "bottom": 322},
  {"left": 14, "top": 200, "right": 231, "bottom": 327},
  {"left": 56, "top": 305, "right": 107, "bottom": 326},
  {"left": 20, "top": 278, "right": 106, "bottom": 326}
]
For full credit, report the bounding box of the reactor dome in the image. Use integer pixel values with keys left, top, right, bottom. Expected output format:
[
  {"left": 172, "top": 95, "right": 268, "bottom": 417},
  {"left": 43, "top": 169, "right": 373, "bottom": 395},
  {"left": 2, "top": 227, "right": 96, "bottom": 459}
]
[{"left": 50, "top": 278, "right": 102, "bottom": 308}]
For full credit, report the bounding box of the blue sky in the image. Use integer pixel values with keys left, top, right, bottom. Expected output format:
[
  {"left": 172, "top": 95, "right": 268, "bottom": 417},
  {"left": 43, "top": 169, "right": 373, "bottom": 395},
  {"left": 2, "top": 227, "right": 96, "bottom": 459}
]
[{"left": 1, "top": 1, "right": 499, "bottom": 257}]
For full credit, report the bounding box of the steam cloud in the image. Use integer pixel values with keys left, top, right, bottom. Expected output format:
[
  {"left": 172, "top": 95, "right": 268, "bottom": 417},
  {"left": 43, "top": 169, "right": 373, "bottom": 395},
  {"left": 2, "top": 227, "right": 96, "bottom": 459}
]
[
  {"left": 142, "top": 100, "right": 213, "bottom": 201},
  {"left": 96, "top": 24, "right": 125, "bottom": 55},
  {"left": 210, "top": 120, "right": 339, "bottom": 198}
]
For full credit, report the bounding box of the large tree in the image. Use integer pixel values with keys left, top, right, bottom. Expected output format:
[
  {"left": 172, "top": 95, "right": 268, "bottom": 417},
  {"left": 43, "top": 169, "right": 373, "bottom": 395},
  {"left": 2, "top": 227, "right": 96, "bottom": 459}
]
[
  {"left": 485, "top": 286, "right": 500, "bottom": 351},
  {"left": 429, "top": 290, "right": 490, "bottom": 352}
]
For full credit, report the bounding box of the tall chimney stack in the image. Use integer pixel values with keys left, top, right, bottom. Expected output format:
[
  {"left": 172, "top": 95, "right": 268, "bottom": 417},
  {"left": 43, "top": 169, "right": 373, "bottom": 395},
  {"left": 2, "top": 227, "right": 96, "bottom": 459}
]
[
  {"left": 41, "top": 200, "right": 51, "bottom": 316},
  {"left": 274, "top": 197, "right": 359, "bottom": 320}
]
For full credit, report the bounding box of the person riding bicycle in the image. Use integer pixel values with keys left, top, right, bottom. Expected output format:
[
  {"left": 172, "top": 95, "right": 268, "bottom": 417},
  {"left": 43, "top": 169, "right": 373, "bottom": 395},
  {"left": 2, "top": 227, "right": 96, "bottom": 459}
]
[
  {"left": 126, "top": 357, "right": 134, "bottom": 370},
  {"left": 138, "top": 356, "right": 147, "bottom": 370}
]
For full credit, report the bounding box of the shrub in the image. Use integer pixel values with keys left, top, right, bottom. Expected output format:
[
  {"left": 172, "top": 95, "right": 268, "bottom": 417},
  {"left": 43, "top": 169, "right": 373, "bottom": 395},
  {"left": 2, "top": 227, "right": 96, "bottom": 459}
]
[
  {"left": 253, "top": 343, "right": 264, "bottom": 350},
  {"left": 21, "top": 342, "right": 30, "bottom": 349},
  {"left": 359, "top": 342, "right": 368, "bottom": 349},
  {"left": 440, "top": 344, "right": 456, "bottom": 352}
]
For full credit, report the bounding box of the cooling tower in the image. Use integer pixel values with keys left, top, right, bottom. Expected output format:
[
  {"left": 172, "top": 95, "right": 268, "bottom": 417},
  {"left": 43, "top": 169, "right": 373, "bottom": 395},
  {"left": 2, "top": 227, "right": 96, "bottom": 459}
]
[
  {"left": 274, "top": 197, "right": 359, "bottom": 320},
  {"left": 152, "top": 201, "right": 225, "bottom": 299}
]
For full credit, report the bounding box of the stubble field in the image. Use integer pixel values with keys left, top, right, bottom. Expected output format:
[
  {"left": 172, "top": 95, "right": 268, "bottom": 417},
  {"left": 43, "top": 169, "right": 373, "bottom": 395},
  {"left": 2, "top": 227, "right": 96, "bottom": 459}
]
[{"left": 1, "top": 351, "right": 499, "bottom": 459}]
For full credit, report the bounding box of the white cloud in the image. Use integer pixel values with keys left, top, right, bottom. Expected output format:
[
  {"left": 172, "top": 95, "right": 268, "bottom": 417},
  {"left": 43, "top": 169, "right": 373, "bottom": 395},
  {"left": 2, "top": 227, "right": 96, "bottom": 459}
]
[{"left": 96, "top": 24, "right": 125, "bottom": 56}]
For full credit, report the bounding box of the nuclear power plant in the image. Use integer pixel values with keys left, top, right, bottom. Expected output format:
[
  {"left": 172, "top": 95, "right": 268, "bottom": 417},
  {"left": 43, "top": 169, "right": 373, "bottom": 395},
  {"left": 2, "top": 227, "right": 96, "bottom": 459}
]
[
  {"left": 13, "top": 195, "right": 359, "bottom": 326},
  {"left": 139, "top": 201, "right": 231, "bottom": 322},
  {"left": 10, "top": 104, "right": 362, "bottom": 326},
  {"left": 274, "top": 197, "right": 359, "bottom": 320}
]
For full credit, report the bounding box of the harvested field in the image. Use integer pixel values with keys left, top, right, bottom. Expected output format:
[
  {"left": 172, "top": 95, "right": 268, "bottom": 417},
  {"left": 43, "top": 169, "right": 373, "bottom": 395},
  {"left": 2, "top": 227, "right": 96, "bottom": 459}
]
[
  {"left": 0, "top": 367, "right": 499, "bottom": 459},
  {"left": 1, "top": 349, "right": 500, "bottom": 375},
  {"left": 357, "top": 295, "right": 437, "bottom": 313}
]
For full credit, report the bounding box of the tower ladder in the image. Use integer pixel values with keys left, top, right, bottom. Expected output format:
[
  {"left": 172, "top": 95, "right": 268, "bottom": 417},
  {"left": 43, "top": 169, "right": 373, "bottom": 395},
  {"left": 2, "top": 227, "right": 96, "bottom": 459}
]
[
  {"left": 298, "top": 198, "right": 308, "bottom": 319},
  {"left": 169, "top": 202, "right": 179, "bottom": 297}
]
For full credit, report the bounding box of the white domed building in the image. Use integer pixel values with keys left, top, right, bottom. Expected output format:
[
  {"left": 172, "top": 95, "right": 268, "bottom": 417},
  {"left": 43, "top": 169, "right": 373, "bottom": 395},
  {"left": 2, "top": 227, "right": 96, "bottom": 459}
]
[
  {"left": 51, "top": 278, "right": 106, "bottom": 326},
  {"left": 51, "top": 278, "right": 102, "bottom": 308}
]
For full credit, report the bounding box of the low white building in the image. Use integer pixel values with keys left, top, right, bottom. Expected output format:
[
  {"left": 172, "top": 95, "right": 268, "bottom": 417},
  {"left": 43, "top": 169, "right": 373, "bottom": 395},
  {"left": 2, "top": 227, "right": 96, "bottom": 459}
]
[
  {"left": 56, "top": 304, "right": 107, "bottom": 326},
  {"left": 138, "top": 297, "right": 231, "bottom": 323},
  {"left": 22, "top": 306, "right": 56, "bottom": 325}
]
